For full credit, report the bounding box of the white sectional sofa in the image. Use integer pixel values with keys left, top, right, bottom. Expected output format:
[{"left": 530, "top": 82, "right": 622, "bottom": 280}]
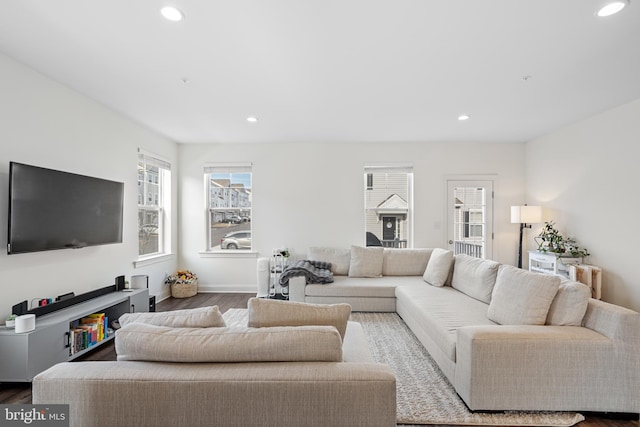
[{"left": 274, "top": 246, "right": 640, "bottom": 414}]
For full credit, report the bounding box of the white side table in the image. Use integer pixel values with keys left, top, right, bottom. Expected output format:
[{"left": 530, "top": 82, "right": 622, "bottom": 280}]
[{"left": 528, "top": 251, "right": 582, "bottom": 279}]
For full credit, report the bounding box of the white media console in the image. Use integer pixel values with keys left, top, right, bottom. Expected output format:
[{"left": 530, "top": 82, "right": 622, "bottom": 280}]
[{"left": 0, "top": 288, "right": 149, "bottom": 382}]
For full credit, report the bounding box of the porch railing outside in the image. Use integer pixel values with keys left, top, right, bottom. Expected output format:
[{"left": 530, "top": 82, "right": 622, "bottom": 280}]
[
  {"left": 455, "top": 241, "right": 483, "bottom": 258},
  {"left": 381, "top": 239, "right": 407, "bottom": 248}
]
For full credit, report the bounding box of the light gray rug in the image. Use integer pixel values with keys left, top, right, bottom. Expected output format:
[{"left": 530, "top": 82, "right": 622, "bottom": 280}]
[{"left": 223, "top": 309, "right": 584, "bottom": 426}]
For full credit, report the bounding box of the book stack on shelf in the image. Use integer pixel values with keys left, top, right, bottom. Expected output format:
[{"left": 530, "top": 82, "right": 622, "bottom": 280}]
[{"left": 69, "top": 313, "right": 109, "bottom": 356}]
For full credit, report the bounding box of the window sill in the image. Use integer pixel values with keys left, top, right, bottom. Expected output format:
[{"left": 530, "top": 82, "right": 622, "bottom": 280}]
[
  {"left": 198, "top": 251, "right": 259, "bottom": 259},
  {"left": 134, "top": 253, "right": 175, "bottom": 268}
]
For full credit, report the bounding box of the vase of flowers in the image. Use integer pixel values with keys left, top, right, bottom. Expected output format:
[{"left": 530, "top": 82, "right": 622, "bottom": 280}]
[{"left": 165, "top": 270, "right": 198, "bottom": 298}]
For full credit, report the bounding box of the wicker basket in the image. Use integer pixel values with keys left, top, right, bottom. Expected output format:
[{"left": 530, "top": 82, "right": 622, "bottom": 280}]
[{"left": 170, "top": 280, "right": 198, "bottom": 298}]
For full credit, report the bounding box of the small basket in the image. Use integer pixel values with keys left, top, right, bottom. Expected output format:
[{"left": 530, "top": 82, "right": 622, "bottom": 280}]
[{"left": 170, "top": 280, "right": 198, "bottom": 298}]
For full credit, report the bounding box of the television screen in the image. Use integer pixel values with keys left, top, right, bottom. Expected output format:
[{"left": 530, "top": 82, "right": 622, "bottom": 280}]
[{"left": 7, "top": 162, "right": 124, "bottom": 255}]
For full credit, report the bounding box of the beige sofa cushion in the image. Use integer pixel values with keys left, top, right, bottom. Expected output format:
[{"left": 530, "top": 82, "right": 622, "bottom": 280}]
[
  {"left": 546, "top": 279, "right": 591, "bottom": 326},
  {"left": 422, "top": 248, "right": 454, "bottom": 287},
  {"left": 396, "top": 285, "right": 497, "bottom": 363},
  {"left": 383, "top": 248, "right": 432, "bottom": 276},
  {"left": 488, "top": 265, "right": 560, "bottom": 325},
  {"left": 307, "top": 247, "right": 351, "bottom": 275},
  {"left": 119, "top": 306, "right": 226, "bottom": 328},
  {"left": 348, "top": 246, "right": 384, "bottom": 278},
  {"left": 451, "top": 254, "right": 500, "bottom": 303},
  {"left": 115, "top": 323, "right": 343, "bottom": 362},
  {"left": 247, "top": 297, "right": 351, "bottom": 340}
]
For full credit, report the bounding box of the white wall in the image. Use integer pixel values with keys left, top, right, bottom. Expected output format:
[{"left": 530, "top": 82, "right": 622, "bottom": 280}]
[
  {"left": 525, "top": 98, "right": 640, "bottom": 311},
  {"left": 179, "top": 141, "right": 525, "bottom": 292},
  {"left": 0, "top": 53, "right": 178, "bottom": 319}
]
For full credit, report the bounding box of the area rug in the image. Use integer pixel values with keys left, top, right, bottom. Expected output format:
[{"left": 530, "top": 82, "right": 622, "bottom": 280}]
[{"left": 223, "top": 309, "right": 584, "bottom": 426}]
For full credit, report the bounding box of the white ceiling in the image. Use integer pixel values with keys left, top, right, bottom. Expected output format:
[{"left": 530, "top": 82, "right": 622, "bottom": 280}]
[{"left": 1, "top": 1, "right": 639, "bottom": 144}]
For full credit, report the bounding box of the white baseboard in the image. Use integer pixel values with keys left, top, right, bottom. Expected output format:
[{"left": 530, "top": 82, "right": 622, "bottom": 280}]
[
  {"left": 155, "top": 289, "right": 172, "bottom": 303},
  {"left": 197, "top": 284, "right": 257, "bottom": 294}
]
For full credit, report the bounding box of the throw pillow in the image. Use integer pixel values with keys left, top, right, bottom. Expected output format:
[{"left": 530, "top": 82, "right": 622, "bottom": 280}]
[
  {"left": 307, "top": 247, "right": 351, "bottom": 275},
  {"left": 348, "top": 245, "right": 384, "bottom": 278},
  {"left": 383, "top": 248, "right": 433, "bottom": 276},
  {"left": 247, "top": 297, "right": 351, "bottom": 340},
  {"left": 450, "top": 254, "right": 500, "bottom": 303},
  {"left": 118, "top": 305, "right": 226, "bottom": 328},
  {"left": 422, "top": 248, "right": 454, "bottom": 287},
  {"left": 546, "top": 279, "right": 591, "bottom": 326},
  {"left": 115, "top": 323, "right": 343, "bottom": 363},
  {"left": 487, "top": 265, "right": 560, "bottom": 325}
]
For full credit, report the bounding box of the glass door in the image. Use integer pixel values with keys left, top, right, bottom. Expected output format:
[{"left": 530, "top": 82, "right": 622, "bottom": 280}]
[{"left": 446, "top": 180, "right": 493, "bottom": 259}]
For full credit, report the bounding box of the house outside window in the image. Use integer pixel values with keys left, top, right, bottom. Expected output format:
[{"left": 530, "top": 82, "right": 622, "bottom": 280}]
[
  {"left": 137, "top": 150, "right": 171, "bottom": 257},
  {"left": 205, "top": 163, "right": 252, "bottom": 251},
  {"left": 464, "top": 210, "right": 484, "bottom": 238},
  {"left": 364, "top": 164, "right": 413, "bottom": 248}
]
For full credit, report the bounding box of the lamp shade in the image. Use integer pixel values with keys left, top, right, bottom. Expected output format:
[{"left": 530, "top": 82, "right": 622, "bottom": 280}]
[{"left": 510, "top": 205, "right": 542, "bottom": 224}]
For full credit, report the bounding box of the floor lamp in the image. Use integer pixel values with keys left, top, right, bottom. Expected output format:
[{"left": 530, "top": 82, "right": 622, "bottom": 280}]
[{"left": 511, "top": 205, "right": 542, "bottom": 269}]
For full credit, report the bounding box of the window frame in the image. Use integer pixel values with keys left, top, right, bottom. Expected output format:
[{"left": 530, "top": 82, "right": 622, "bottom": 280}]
[
  {"left": 137, "top": 149, "right": 171, "bottom": 260},
  {"left": 204, "top": 163, "right": 253, "bottom": 253},
  {"left": 363, "top": 164, "right": 414, "bottom": 248}
]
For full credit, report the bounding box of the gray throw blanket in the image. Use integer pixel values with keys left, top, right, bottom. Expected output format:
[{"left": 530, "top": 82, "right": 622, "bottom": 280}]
[{"left": 279, "top": 260, "right": 334, "bottom": 286}]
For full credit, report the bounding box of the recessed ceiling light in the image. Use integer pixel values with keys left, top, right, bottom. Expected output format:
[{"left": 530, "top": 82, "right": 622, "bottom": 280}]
[
  {"left": 161, "top": 6, "right": 184, "bottom": 21},
  {"left": 458, "top": 114, "right": 470, "bottom": 121},
  {"left": 596, "top": 1, "right": 628, "bottom": 17},
  {"left": 247, "top": 116, "right": 258, "bottom": 123}
]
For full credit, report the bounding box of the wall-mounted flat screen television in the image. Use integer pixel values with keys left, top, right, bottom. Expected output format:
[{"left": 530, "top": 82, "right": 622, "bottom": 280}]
[{"left": 7, "top": 162, "right": 124, "bottom": 255}]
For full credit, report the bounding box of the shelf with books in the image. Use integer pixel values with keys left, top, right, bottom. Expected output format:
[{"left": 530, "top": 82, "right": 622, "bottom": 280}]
[
  {"left": 0, "top": 288, "right": 148, "bottom": 382},
  {"left": 68, "top": 312, "right": 111, "bottom": 358}
]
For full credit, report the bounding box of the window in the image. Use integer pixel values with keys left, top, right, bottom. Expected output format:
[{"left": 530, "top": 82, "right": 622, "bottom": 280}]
[
  {"left": 366, "top": 173, "right": 373, "bottom": 190},
  {"left": 364, "top": 165, "right": 413, "bottom": 248},
  {"left": 463, "top": 210, "right": 484, "bottom": 238},
  {"left": 205, "top": 164, "right": 252, "bottom": 251},
  {"left": 137, "top": 150, "right": 171, "bottom": 257}
]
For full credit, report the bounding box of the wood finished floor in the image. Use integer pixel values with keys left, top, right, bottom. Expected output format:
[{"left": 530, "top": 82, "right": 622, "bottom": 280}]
[{"left": 1, "top": 293, "right": 637, "bottom": 427}]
